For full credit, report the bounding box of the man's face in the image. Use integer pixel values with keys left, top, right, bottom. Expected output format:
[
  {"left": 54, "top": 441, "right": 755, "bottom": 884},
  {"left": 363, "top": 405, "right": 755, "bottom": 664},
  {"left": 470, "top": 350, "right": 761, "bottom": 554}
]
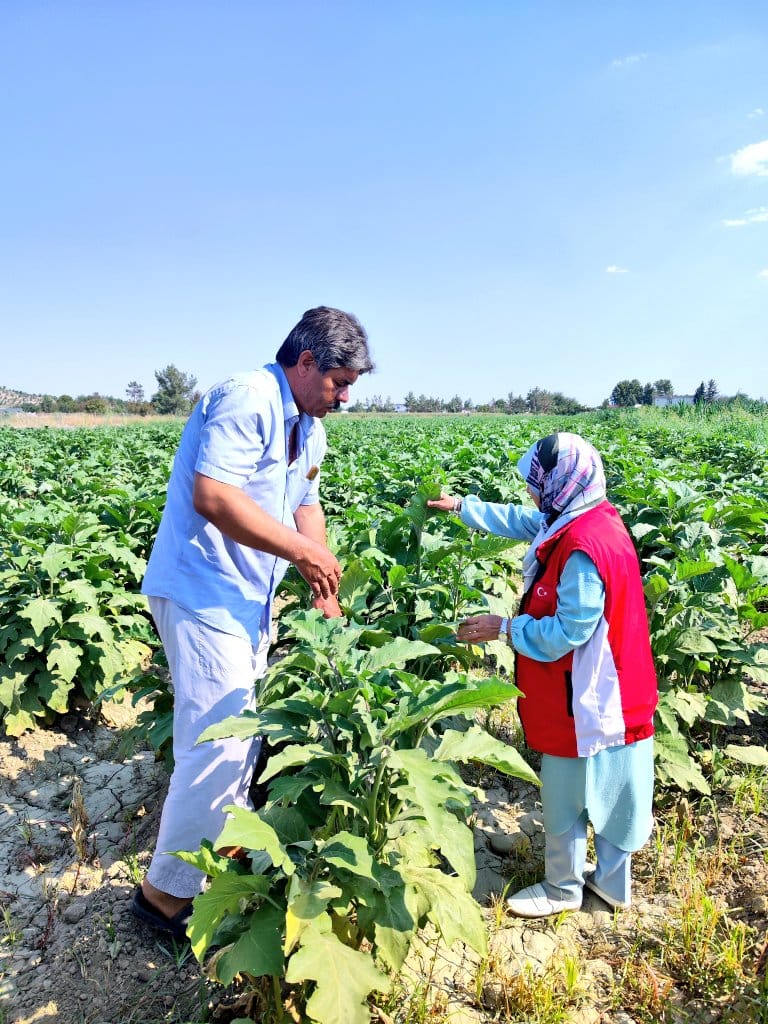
[{"left": 297, "top": 352, "right": 359, "bottom": 418}]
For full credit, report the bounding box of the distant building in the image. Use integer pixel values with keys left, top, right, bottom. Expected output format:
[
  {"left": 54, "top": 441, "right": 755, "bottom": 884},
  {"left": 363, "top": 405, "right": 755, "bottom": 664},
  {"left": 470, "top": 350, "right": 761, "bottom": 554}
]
[{"left": 654, "top": 395, "right": 695, "bottom": 407}]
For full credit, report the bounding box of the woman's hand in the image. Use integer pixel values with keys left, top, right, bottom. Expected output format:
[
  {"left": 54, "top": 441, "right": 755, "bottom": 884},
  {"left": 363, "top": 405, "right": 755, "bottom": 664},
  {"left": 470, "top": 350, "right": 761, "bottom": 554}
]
[
  {"left": 456, "top": 614, "right": 502, "bottom": 644},
  {"left": 426, "top": 493, "right": 459, "bottom": 513}
]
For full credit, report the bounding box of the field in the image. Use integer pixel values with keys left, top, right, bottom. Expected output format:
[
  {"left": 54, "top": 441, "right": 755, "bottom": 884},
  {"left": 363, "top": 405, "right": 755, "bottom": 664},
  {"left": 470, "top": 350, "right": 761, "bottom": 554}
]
[{"left": 1, "top": 408, "right": 767, "bottom": 1024}]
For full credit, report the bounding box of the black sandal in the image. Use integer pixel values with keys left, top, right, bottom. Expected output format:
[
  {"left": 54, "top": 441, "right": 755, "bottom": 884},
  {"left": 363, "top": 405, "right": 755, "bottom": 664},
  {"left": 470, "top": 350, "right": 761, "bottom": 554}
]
[{"left": 130, "top": 886, "right": 193, "bottom": 942}]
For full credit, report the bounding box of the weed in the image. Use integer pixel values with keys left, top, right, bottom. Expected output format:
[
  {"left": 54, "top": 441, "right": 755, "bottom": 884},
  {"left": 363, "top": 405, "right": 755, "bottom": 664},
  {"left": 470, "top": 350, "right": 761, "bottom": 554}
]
[
  {"left": 0, "top": 906, "right": 21, "bottom": 947},
  {"left": 69, "top": 776, "right": 90, "bottom": 862},
  {"left": 123, "top": 827, "right": 146, "bottom": 886}
]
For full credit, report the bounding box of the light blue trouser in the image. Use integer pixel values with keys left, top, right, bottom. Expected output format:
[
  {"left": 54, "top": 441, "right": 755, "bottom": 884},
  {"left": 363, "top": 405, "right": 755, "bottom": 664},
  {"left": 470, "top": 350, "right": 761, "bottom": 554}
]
[
  {"left": 146, "top": 597, "right": 267, "bottom": 898},
  {"left": 542, "top": 809, "right": 632, "bottom": 905}
]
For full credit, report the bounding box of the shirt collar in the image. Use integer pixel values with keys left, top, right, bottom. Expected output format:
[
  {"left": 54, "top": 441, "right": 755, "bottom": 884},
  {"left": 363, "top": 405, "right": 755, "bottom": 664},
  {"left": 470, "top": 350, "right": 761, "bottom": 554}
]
[{"left": 267, "top": 362, "right": 316, "bottom": 434}]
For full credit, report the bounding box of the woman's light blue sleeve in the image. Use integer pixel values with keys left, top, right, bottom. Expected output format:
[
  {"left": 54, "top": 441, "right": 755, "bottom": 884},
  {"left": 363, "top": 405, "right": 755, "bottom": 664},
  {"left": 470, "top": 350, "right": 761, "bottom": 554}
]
[
  {"left": 460, "top": 494, "right": 544, "bottom": 540},
  {"left": 510, "top": 551, "right": 605, "bottom": 661}
]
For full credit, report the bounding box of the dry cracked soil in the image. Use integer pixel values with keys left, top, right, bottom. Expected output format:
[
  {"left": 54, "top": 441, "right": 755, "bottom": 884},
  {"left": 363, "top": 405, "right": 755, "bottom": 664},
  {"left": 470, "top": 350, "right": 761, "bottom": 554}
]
[{"left": 1, "top": 697, "right": 767, "bottom": 1024}]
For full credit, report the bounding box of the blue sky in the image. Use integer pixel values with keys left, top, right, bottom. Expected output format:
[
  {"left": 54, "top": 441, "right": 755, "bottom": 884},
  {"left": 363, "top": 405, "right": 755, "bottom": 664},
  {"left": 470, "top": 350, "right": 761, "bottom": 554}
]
[{"left": 1, "top": 1, "right": 766, "bottom": 408}]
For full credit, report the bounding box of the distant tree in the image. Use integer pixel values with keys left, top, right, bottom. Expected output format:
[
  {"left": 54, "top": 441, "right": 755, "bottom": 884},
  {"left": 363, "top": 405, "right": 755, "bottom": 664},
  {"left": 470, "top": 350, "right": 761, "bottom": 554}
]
[
  {"left": 82, "top": 394, "right": 108, "bottom": 414},
  {"left": 641, "top": 382, "right": 655, "bottom": 405},
  {"left": 403, "top": 391, "right": 417, "bottom": 413},
  {"left": 526, "top": 387, "right": 552, "bottom": 413},
  {"left": 610, "top": 379, "right": 643, "bottom": 406},
  {"left": 445, "top": 394, "right": 463, "bottom": 413},
  {"left": 693, "top": 381, "right": 706, "bottom": 404},
  {"left": 126, "top": 381, "right": 145, "bottom": 404},
  {"left": 654, "top": 379, "right": 673, "bottom": 398},
  {"left": 152, "top": 365, "right": 198, "bottom": 415},
  {"left": 57, "top": 394, "right": 77, "bottom": 412},
  {"left": 507, "top": 392, "right": 527, "bottom": 414},
  {"left": 705, "top": 378, "right": 719, "bottom": 402},
  {"left": 39, "top": 396, "right": 57, "bottom": 413}
]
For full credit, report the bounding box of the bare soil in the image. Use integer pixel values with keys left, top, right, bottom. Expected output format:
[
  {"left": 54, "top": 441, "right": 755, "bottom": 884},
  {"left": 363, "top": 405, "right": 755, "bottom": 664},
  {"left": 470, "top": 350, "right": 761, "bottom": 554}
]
[{"left": 1, "top": 698, "right": 767, "bottom": 1024}]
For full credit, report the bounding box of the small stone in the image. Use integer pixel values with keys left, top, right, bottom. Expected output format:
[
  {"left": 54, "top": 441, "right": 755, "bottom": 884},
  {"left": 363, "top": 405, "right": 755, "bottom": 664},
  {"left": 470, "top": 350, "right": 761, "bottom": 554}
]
[
  {"left": 136, "top": 966, "right": 152, "bottom": 982},
  {"left": 488, "top": 831, "right": 529, "bottom": 855},
  {"left": 62, "top": 901, "right": 88, "bottom": 924}
]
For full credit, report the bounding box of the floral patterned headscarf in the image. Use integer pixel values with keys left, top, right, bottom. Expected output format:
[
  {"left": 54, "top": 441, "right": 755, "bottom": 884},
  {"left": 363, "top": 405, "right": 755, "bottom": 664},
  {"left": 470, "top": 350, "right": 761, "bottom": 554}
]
[{"left": 517, "top": 432, "right": 606, "bottom": 525}]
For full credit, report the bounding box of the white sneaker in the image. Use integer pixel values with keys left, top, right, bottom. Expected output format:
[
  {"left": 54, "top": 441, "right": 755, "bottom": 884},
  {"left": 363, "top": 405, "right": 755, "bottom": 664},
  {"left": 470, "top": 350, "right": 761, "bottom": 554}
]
[
  {"left": 505, "top": 882, "right": 582, "bottom": 918},
  {"left": 583, "top": 872, "right": 630, "bottom": 909}
]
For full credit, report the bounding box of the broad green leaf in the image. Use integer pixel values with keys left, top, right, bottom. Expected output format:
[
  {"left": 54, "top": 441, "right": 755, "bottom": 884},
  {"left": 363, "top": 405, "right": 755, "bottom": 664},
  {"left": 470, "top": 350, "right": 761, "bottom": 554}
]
[
  {"left": 35, "top": 670, "right": 74, "bottom": 713},
  {"left": 368, "top": 885, "right": 415, "bottom": 971},
  {"left": 383, "top": 678, "right": 519, "bottom": 738},
  {"left": 389, "top": 748, "right": 475, "bottom": 886},
  {"left": 260, "top": 805, "right": 312, "bottom": 845},
  {"left": 46, "top": 640, "right": 82, "bottom": 685},
  {"left": 284, "top": 877, "right": 342, "bottom": 955},
  {"left": 285, "top": 925, "right": 391, "bottom": 1024},
  {"left": 17, "top": 598, "right": 62, "bottom": 636},
  {"left": 362, "top": 638, "right": 440, "bottom": 673},
  {"left": 434, "top": 726, "right": 540, "bottom": 786},
  {"left": 214, "top": 902, "right": 285, "bottom": 984},
  {"left": 676, "top": 560, "right": 717, "bottom": 582},
  {"left": 401, "top": 864, "right": 487, "bottom": 956},
  {"left": 674, "top": 629, "right": 719, "bottom": 656},
  {"left": 723, "top": 744, "right": 768, "bottom": 767},
  {"left": 214, "top": 805, "right": 294, "bottom": 876},
  {"left": 644, "top": 574, "right": 670, "bottom": 603},
  {"left": 704, "top": 679, "right": 763, "bottom": 726},
  {"left": 319, "top": 832, "right": 377, "bottom": 882},
  {"left": 65, "top": 613, "right": 115, "bottom": 643},
  {"left": 186, "top": 871, "right": 272, "bottom": 962}
]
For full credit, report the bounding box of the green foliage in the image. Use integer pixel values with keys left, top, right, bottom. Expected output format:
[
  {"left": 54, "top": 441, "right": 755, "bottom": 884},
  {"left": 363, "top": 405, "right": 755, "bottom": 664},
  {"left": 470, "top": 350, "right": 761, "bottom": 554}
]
[{"left": 183, "top": 610, "right": 536, "bottom": 1023}]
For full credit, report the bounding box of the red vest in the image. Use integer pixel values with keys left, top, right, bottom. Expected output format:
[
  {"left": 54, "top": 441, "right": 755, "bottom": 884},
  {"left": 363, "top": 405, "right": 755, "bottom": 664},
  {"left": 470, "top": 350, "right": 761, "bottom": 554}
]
[{"left": 516, "top": 501, "right": 657, "bottom": 758}]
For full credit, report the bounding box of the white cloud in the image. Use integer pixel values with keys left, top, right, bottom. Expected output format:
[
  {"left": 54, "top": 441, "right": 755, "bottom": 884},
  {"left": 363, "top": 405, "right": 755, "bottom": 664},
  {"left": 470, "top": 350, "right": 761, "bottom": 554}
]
[
  {"left": 611, "top": 53, "right": 648, "bottom": 69},
  {"left": 730, "top": 139, "right": 768, "bottom": 176},
  {"left": 605, "top": 265, "right": 629, "bottom": 274},
  {"left": 722, "top": 206, "right": 768, "bottom": 227},
  {"left": 759, "top": 269, "right": 768, "bottom": 279},
  {"left": 747, "top": 108, "right": 765, "bottom": 119}
]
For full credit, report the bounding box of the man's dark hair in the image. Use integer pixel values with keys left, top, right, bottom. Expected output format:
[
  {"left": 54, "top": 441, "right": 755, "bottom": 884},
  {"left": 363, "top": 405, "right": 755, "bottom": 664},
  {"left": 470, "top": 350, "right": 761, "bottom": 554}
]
[{"left": 275, "top": 306, "right": 374, "bottom": 374}]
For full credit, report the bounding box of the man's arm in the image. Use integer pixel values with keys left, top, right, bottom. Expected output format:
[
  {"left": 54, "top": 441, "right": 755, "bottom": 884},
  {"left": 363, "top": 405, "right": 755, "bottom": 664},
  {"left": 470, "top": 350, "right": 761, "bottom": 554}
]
[
  {"left": 192, "top": 473, "right": 341, "bottom": 599},
  {"left": 294, "top": 502, "right": 343, "bottom": 618}
]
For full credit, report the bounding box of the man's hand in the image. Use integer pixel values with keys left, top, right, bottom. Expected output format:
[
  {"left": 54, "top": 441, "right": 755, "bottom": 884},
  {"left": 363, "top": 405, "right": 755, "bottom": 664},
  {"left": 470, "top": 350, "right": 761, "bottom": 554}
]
[
  {"left": 293, "top": 502, "right": 341, "bottom": 600},
  {"left": 456, "top": 614, "right": 502, "bottom": 644},
  {"left": 311, "top": 593, "right": 344, "bottom": 619},
  {"left": 295, "top": 547, "right": 342, "bottom": 600}
]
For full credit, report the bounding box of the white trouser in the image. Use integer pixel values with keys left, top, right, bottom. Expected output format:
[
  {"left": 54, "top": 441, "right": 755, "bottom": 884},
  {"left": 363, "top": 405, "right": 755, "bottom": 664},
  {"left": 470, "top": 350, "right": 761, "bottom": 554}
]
[
  {"left": 145, "top": 597, "right": 267, "bottom": 897},
  {"left": 543, "top": 810, "right": 632, "bottom": 905}
]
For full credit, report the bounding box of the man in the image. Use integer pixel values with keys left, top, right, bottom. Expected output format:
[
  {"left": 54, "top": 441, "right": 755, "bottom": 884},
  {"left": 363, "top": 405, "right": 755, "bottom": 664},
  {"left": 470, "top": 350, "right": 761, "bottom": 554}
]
[{"left": 131, "top": 306, "right": 373, "bottom": 939}]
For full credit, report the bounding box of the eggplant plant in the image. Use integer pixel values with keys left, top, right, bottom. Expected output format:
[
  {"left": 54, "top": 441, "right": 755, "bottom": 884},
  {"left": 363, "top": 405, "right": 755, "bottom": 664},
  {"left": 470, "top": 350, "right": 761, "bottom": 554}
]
[{"left": 181, "top": 611, "right": 537, "bottom": 1024}]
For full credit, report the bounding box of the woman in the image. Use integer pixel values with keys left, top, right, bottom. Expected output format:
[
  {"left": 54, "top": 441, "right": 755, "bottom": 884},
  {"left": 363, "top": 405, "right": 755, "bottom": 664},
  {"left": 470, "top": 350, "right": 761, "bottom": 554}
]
[{"left": 427, "top": 432, "right": 657, "bottom": 918}]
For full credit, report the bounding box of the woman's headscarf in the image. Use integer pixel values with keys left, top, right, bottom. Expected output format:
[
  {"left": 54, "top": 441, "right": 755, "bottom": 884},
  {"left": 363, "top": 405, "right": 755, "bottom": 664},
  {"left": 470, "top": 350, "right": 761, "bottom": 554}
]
[
  {"left": 516, "top": 433, "right": 607, "bottom": 590},
  {"left": 517, "top": 432, "right": 606, "bottom": 524}
]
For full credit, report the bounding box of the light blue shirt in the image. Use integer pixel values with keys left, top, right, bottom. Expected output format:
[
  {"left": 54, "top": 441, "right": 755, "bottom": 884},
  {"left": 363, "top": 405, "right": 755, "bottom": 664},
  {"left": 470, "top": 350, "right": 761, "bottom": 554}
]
[
  {"left": 142, "top": 363, "right": 326, "bottom": 643},
  {"left": 460, "top": 495, "right": 605, "bottom": 661}
]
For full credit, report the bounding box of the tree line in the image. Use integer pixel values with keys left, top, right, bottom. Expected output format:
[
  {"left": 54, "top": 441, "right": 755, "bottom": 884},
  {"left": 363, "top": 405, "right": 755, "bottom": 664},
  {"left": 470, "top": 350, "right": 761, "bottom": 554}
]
[{"left": 13, "top": 365, "right": 201, "bottom": 416}]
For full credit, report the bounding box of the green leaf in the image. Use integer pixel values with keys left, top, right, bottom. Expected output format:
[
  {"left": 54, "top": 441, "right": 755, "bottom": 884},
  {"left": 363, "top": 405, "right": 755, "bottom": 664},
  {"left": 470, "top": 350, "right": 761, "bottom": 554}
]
[
  {"left": 214, "top": 902, "right": 285, "bottom": 985},
  {"left": 318, "top": 832, "right": 377, "bottom": 882},
  {"left": 704, "top": 679, "right": 763, "bottom": 726},
  {"left": 285, "top": 925, "right": 391, "bottom": 1024},
  {"left": 214, "top": 805, "right": 294, "bottom": 876},
  {"left": 434, "top": 726, "right": 540, "bottom": 786},
  {"left": 186, "top": 871, "right": 272, "bottom": 962},
  {"left": 284, "top": 877, "right": 342, "bottom": 955},
  {"left": 197, "top": 710, "right": 267, "bottom": 744},
  {"left": 46, "top": 639, "right": 82, "bottom": 685},
  {"left": 362, "top": 638, "right": 440, "bottom": 673},
  {"left": 676, "top": 560, "right": 717, "bottom": 582},
  {"left": 723, "top": 744, "right": 768, "bottom": 767},
  {"left": 401, "top": 864, "right": 487, "bottom": 956},
  {"left": 17, "top": 597, "right": 62, "bottom": 636},
  {"left": 675, "top": 629, "right": 719, "bottom": 656},
  {"left": 389, "top": 748, "right": 475, "bottom": 886}
]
